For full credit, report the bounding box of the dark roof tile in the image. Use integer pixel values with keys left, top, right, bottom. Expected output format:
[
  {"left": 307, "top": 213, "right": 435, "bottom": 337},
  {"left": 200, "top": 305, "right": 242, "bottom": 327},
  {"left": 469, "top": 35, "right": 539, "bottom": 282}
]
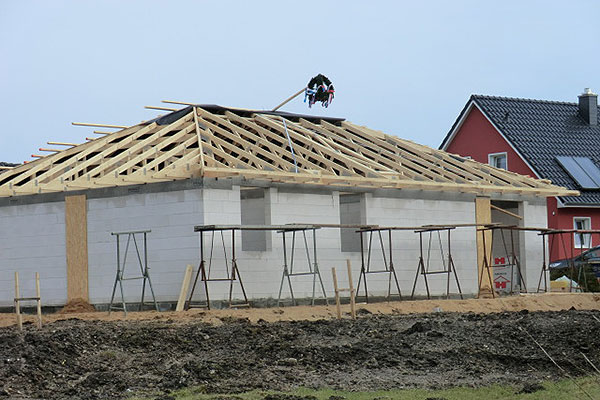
[{"left": 470, "top": 95, "right": 600, "bottom": 205}]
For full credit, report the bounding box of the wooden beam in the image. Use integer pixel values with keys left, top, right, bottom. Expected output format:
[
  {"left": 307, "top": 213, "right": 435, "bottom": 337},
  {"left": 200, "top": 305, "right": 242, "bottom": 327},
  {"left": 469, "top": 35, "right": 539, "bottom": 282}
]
[
  {"left": 93, "top": 130, "right": 112, "bottom": 135},
  {"left": 272, "top": 87, "right": 305, "bottom": 111},
  {"left": 72, "top": 122, "right": 128, "bottom": 129},
  {"left": 47, "top": 141, "right": 77, "bottom": 146},
  {"left": 145, "top": 105, "right": 178, "bottom": 111},
  {"left": 491, "top": 204, "right": 523, "bottom": 220},
  {"left": 475, "top": 197, "right": 493, "bottom": 297},
  {"left": 65, "top": 194, "right": 89, "bottom": 302},
  {"left": 162, "top": 100, "right": 196, "bottom": 106},
  {"left": 39, "top": 148, "right": 61, "bottom": 153}
]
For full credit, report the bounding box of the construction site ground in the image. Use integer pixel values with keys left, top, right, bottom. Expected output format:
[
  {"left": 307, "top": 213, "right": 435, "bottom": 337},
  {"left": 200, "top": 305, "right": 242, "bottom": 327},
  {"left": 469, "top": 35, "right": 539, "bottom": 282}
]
[{"left": 1, "top": 293, "right": 599, "bottom": 399}]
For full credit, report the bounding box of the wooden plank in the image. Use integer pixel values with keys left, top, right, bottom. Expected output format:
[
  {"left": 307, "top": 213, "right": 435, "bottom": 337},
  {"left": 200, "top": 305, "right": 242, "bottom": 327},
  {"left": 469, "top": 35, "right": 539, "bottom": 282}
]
[
  {"left": 192, "top": 107, "right": 206, "bottom": 170},
  {"left": 47, "top": 141, "right": 77, "bottom": 146},
  {"left": 162, "top": 100, "right": 196, "bottom": 106},
  {"left": 145, "top": 105, "right": 178, "bottom": 111},
  {"left": 475, "top": 197, "right": 493, "bottom": 297},
  {"left": 72, "top": 122, "right": 128, "bottom": 129},
  {"left": 176, "top": 265, "right": 194, "bottom": 312},
  {"left": 491, "top": 204, "right": 523, "bottom": 220},
  {"left": 65, "top": 195, "right": 89, "bottom": 302}
]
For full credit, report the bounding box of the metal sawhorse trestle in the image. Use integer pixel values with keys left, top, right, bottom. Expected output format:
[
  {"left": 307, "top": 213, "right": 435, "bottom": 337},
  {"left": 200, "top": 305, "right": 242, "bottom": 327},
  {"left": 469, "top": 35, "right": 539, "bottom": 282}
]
[
  {"left": 411, "top": 225, "right": 463, "bottom": 300},
  {"left": 356, "top": 227, "right": 403, "bottom": 303},
  {"left": 108, "top": 230, "right": 159, "bottom": 315},
  {"left": 538, "top": 228, "right": 599, "bottom": 293},
  {"left": 277, "top": 225, "right": 328, "bottom": 306},
  {"left": 187, "top": 225, "right": 250, "bottom": 310},
  {"left": 477, "top": 225, "right": 529, "bottom": 298}
]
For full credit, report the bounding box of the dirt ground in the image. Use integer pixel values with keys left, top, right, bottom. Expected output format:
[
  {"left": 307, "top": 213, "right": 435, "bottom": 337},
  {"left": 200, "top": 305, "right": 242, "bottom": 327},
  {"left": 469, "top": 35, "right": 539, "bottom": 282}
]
[
  {"left": 1, "top": 293, "right": 599, "bottom": 400},
  {"left": 1, "top": 292, "right": 598, "bottom": 328}
]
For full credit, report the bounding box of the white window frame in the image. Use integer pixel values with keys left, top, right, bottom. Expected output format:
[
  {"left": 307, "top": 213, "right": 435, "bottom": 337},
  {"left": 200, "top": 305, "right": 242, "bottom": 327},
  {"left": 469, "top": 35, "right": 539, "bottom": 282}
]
[
  {"left": 488, "top": 152, "right": 508, "bottom": 170},
  {"left": 573, "top": 217, "right": 592, "bottom": 249}
]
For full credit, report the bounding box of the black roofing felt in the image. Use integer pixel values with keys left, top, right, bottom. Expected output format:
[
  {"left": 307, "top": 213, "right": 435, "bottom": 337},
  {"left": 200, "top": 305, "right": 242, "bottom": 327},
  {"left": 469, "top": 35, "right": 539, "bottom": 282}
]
[
  {"left": 145, "top": 104, "right": 345, "bottom": 126},
  {"left": 0, "top": 162, "right": 18, "bottom": 167},
  {"left": 442, "top": 95, "right": 600, "bottom": 205}
]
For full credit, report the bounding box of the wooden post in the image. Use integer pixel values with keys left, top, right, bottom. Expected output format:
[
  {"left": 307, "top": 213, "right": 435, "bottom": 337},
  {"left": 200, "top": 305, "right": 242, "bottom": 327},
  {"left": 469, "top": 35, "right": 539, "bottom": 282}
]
[
  {"left": 331, "top": 267, "right": 342, "bottom": 319},
  {"left": 176, "top": 265, "right": 194, "bottom": 312},
  {"left": 65, "top": 195, "right": 89, "bottom": 302},
  {"left": 14, "top": 272, "right": 22, "bottom": 331},
  {"left": 35, "top": 272, "right": 42, "bottom": 329},
  {"left": 475, "top": 197, "right": 493, "bottom": 297},
  {"left": 346, "top": 260, "right": 356, "bottom": 320}
]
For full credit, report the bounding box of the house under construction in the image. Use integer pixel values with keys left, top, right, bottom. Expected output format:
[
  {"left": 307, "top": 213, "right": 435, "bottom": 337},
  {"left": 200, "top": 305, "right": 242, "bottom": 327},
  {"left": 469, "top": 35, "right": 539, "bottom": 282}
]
[{"left": 0, "top": 103, "right": 578, "bottom": 307}]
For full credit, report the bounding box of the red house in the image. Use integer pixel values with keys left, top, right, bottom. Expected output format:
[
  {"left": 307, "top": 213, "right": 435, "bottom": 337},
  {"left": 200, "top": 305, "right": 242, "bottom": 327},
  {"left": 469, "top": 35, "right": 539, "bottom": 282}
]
[{"left": 440, "top": 89, "right": 600, "bottom": 262}]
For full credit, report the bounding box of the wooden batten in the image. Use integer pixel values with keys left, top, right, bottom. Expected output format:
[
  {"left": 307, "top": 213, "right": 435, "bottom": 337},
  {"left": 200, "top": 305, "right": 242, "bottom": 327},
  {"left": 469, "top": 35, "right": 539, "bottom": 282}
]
[
  {"left": 475, "top": 197, "right": 493, "bottom": 297},
  {"left": 65, "top": 195, "right": 89, "bottom": 302}
]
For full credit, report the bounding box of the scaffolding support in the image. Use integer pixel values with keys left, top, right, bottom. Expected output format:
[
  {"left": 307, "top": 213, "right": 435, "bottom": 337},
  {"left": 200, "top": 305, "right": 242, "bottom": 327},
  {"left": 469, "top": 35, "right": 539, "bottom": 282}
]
[
  {"left": 276, "top": 226, "right": 328, "bottom": 307},
  {"left": 108, "top": 230, "right": 158, "bottom": 315},
  {"left": 187, "top": 226, "right": 251, "bottom": 310},
  {"left": 356, "top": 227, "right": 405, "bottom": 303},
  {"left": 410, "top": 226, "right": 464, "bottom": 300},
  {"left": 477, "top": 225, "right": 533, "bottom": 298}
]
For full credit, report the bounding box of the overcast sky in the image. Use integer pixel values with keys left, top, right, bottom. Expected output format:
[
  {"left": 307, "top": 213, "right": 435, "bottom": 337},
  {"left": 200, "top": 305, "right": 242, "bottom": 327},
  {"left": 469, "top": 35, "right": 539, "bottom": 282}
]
[{"left": 1, "top": 1, "right": 599, "bottom": 163}]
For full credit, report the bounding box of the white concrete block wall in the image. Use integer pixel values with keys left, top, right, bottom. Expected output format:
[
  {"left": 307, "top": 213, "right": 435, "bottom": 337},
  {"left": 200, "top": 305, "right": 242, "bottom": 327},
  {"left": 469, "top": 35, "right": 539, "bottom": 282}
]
[
  {"left": 268, "top": 189, "right": 363, "bottom": 301},
  {"left": 200, "top": 189, "right": 480, "bottom": 302},
  {"left": 0, "top": 202, "right": 67, "bottom": 306},
  {"left": 364, "top": 194, "right": 478, "bottom": 296},
  {"left": 87, "top": 189, "right": 204, "bottom": 304},
  {"left": 519, "top": 200, "right": 548, "bottom": 292},
  {"left": 227, "top": 188, "right": 361, "bottom": 302},
  {"left": 0, "top": 185, "right": 550, "bottom": 307}
]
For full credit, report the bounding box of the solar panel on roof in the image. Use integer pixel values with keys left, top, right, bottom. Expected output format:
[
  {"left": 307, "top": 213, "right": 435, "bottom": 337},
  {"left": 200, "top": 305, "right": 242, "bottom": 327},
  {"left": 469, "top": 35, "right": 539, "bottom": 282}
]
[
  {"left": 573, "top": 157, "right": 600, "bottom": 187},
  {"left": 556, "top": 156, "right": 600, "bottom": 189}
]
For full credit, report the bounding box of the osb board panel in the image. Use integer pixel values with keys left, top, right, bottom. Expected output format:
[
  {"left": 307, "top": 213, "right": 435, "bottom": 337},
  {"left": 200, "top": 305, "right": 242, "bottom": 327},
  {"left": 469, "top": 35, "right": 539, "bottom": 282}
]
[
  {"left": 475, "top": 197, "right": 492, "bottom": 294},
  {"left": 65, "top": 195, "right": 89, "bottom": 301}
]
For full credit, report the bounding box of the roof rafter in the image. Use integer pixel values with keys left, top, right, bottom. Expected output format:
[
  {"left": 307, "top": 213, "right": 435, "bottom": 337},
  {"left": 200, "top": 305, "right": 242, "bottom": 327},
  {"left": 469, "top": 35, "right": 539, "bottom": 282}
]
[{"left": 0, "top": 103, "right": 578, "bottom": 198}]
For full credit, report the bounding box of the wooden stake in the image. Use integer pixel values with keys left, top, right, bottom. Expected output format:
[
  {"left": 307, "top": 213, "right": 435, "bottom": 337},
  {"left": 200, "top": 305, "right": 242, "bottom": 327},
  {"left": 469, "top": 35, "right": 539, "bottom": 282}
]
[
  {"left": 35, "top": 272, "right": 42, "bottom": 329},
  {"left": 14, "top": 272, "right": 22, "bottom": 331},
  {"left": 331, "top": 267, "right": 341, "bottom": 319},
  {"left": 346, "top": 259, "right": 356, "bottom": 320},
  {"left": 176, "top": 265, "right": 194, "bottom": 312}
]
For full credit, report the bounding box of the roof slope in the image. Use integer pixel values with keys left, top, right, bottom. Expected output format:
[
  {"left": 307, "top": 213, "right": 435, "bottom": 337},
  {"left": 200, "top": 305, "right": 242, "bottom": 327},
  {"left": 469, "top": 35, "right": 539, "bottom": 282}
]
[
  {"left": 0, "top": 103, "right": 576, "bottom": 198},
  {"left": 444, "top": 95, "right": 598, "bottom": 205}
]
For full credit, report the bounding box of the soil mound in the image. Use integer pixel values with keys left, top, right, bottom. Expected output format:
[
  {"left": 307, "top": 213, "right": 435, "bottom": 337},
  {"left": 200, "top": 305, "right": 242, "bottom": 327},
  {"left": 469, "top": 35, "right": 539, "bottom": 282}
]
[
  {"left": 57, "top": 299, "right": 96, "bottom": 314},
  {"left": 0, "top": 310, "right": 599, "bottom": 399}
]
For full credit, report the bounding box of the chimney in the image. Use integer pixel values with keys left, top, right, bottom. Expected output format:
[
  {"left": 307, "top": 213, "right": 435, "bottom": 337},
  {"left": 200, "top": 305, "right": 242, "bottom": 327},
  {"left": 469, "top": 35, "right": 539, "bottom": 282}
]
[{"left": 578, "top": 88, "right": 598, "bottom": 125}]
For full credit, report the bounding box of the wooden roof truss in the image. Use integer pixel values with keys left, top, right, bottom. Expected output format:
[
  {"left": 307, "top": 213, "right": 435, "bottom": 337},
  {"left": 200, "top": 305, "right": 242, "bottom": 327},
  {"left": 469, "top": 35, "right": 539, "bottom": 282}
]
[{"left": 0, "top": 105, "right": 578, "bottom": 197}]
